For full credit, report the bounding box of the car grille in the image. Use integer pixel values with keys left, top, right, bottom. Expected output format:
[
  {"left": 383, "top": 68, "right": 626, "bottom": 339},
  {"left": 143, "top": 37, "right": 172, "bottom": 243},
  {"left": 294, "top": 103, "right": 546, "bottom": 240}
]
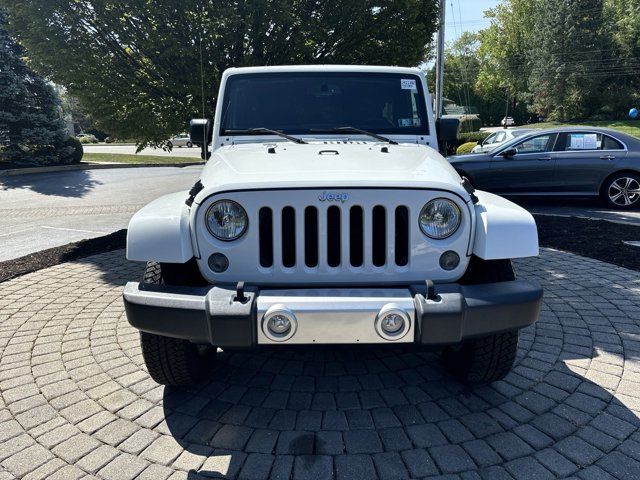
[
  {"left": 257, "top": 205, "right": 410, "bottom": 271},
  {"left": 195, "top": 189, "right": 471, "bottom": 285}
]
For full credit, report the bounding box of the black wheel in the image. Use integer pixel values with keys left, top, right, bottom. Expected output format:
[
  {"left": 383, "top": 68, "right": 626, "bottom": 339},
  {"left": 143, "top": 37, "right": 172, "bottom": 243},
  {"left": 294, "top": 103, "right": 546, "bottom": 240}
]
[
  {"left": 186, "top": 141, "right": 193, "bottom": 148},
  {"left": 602, "top": 173, "right": 640, "bottom": 209},
  {"left": 444, "top": 256, "right": 519, "bottom": 383},
  {"left": 444, "top": 331, "right": 519, "bottom": 384},
  {"left": 140, "top": 262, "right": 214, "bottom": 386}
]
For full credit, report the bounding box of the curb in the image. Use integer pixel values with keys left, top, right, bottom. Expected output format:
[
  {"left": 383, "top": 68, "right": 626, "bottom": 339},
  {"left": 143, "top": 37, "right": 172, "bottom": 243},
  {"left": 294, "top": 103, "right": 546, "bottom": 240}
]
[{"left": 0, "top": 161, "right": 204, "bottom": 178}]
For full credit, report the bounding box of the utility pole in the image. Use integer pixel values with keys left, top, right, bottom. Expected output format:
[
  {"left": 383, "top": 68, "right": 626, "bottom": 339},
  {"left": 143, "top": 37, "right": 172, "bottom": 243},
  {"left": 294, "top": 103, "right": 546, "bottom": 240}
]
[{"left": 434, "top": 0, "right": 446, "bottom": 119}]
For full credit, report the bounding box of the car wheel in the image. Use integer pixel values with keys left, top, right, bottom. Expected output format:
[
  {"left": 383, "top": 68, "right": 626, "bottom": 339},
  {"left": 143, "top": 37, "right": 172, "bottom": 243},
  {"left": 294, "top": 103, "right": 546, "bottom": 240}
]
[
  {"left": 442, "top": 256, "right": 519, "bottom": 384},
  {"left": 443, "top": 331, "right": 519, "bottom": 384},
  {"left": 187, "top": 141, "right": 193, "bottom": 148},
  {"left": 602, "top": 173, "right": 640, "bottom": 209},
  {"left": 139, "top": 262, "right": 214, "bottom": 386}
]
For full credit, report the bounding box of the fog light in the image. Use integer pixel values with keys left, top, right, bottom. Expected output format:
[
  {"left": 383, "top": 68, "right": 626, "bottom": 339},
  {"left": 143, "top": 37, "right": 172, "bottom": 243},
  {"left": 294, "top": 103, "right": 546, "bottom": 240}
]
[
  {"left": 208, "top": 253, "right": 229, "bottom": 273},
  {"left": 375, "top": 304, "right": 411, "bottom": 341},
  {"left": 439, "top": 251, "right": 460, "bottom": 271},
  {"left": 262, "top": 305, "right": 297, "bottom": 342},
  {"left": 381, "top": 313, "right": 404, "bottom": 334},
  {"left": 267, "top": 315, "right": 291, "bottom": 335}
]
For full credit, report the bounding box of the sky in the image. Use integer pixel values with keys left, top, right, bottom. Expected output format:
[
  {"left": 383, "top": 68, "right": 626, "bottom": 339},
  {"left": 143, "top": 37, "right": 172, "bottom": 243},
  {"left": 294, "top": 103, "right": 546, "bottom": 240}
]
[{"left": 444, "top": 0, "right": 500, "bottom": 44}]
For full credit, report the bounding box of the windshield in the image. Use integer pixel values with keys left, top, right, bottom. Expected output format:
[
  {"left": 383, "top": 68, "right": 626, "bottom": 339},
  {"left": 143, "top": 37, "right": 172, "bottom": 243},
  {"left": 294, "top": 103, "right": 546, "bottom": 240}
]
[{"left": 220, "top": 72, "right": 429, "bottom": 136}]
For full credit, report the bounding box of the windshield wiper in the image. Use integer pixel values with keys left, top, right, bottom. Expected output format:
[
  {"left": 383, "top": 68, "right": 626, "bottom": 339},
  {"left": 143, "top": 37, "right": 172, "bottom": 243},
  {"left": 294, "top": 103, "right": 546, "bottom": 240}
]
[
  {"left": 310, "top": 126, "right": 398, "bottom": 145},
  {"left": 224, "top": 128, "right": 307, "bottom": 144}
]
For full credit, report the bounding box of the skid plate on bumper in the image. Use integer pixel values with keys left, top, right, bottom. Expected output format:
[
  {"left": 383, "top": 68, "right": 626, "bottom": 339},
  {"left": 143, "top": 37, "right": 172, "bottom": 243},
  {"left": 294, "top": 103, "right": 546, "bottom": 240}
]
[{"left": 123, "top": 280, "right": 542, "bottom": 347}]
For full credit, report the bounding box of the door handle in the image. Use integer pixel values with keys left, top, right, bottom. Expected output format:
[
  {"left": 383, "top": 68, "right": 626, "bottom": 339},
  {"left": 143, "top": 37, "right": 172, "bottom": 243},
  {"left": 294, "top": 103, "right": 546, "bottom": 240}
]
[
  {"left": 539, "top": 157, "right": 552, "bottom": 161},
  {"left": 600, "top": 155, "right": 615, "bottom": 160}
]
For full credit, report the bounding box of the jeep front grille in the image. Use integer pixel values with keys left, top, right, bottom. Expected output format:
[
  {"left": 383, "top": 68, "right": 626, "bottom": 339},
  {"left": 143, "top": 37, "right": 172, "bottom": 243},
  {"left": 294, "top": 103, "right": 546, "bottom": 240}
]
[
  {"left": 196, "top": 189, "right": 471, "bottom": 285},
  {"left": 258, "top": 205, "right": 410, "bottom": 270}
]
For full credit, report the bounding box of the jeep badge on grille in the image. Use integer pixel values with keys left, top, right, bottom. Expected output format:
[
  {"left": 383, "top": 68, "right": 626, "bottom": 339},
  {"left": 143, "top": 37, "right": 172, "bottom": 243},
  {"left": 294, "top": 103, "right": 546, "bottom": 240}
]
[{"left": 318, "top": 191, "right": 349, "bottom": 203}]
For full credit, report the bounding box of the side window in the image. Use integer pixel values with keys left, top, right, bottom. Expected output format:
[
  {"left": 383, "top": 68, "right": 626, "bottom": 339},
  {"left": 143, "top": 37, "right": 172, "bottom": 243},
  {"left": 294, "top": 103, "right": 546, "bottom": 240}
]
[
  {"left": 564, "top": 132, "right": 600, "bottom": 151},
  {"left": 602, "top": 135, "right": 624, "bottom": 150},
  {"left": 515, "top": 134, "right": 554, "bottom": 154},
  {"left": 484, "top": 133, "right": 497, "bottom": 144},
  {"left": 494, "top": 132, "right": 507, "bottom": 143}
]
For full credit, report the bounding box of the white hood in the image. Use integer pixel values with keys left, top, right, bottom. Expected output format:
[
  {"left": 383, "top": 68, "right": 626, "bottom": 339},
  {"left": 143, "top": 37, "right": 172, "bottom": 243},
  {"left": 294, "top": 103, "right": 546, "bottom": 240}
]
[{"left": 194, "top": 141, "right": 468, "bottom": 204}]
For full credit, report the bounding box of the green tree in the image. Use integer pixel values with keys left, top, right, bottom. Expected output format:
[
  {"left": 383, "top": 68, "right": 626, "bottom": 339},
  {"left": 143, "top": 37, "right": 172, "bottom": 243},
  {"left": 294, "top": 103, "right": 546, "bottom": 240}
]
[
  {"left": 475, "top": 0, "right": 536, "bottom": 111},
  {"left": 600, "top": 0, "right": 640, "bottom": 116},
  {"left": 0, "top": 10, "right": 75, "bottom": 165},
  {"left": 1, "top": 0, "right": 439, "bottom": 149},
  {"left": 528, "top": 0, "right": 609, "bottom": 120}
]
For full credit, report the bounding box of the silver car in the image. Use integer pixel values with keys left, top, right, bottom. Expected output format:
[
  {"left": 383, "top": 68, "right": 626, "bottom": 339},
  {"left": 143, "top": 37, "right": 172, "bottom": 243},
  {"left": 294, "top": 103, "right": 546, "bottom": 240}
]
[
  {"left": 449, "top": 127, "right": 640, "bottom": 209},
  {"left": 471, "top": 128, "right": 534, "bottom": 153},
  {"left": 168, "top": 134, "right": 194, "bottom": 148}
]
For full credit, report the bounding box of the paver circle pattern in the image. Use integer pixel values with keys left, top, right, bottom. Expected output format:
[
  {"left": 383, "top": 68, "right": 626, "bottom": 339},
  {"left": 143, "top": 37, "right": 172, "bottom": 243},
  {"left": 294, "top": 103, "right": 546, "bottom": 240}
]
[{"left": 0, "top": 249, "right": 639, "bottom": 480}]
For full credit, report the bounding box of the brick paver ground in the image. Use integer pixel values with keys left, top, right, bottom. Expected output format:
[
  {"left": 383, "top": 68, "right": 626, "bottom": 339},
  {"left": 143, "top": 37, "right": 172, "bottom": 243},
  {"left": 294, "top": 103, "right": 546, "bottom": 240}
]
[{"left": 0, "top": 249, "right": 639, "bottom": 479}]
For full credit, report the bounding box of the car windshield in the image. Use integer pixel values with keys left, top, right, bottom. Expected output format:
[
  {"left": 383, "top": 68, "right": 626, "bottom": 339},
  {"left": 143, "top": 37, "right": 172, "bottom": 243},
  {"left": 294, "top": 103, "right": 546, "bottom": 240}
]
[{"left": 220, "top": 72, "right": 429, "bottom": 136}]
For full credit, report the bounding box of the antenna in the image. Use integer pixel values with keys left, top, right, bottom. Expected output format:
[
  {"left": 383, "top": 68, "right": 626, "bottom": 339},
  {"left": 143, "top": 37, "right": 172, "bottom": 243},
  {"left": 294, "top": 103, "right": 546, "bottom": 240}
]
[
  {"left": 198, "top": 9, "right": 211, "bottom": 160},
  {"left": 434, "top": 0, "right": 446, "bottom": 119}
]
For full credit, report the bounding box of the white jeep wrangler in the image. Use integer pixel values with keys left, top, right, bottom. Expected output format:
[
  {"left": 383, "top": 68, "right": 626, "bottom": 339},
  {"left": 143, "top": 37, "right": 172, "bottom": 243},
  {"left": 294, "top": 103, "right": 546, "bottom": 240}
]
[{"left": 123, "top": 65, "right": 542, "bottom": 386}]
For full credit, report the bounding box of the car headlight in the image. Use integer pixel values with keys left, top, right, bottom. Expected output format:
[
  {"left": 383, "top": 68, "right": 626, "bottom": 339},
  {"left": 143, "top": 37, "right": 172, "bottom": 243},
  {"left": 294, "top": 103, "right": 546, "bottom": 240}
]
[
  {"left": 419, "top": 198, "right": 461, "bottom": 239},
  {"left": 205, "top": 200, "right": 248, "bottom": 241}
]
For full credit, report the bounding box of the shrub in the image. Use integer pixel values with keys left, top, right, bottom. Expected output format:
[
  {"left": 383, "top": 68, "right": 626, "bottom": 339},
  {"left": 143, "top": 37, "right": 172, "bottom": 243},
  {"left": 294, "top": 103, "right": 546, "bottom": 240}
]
[
  {"left": 63, "top": 137, "right": 83, "bottom": 163},
  {"left": 458, "top": 115, "right": 482, "bottom": 133},
  {"left": 79, "top": 135, "right": 98, "bottom": 144},
  {"left": 456, "top": 142, "right": 477, "bottom": 155},
  {"left": 459, "top": 131, "right": 491, "bottom": 143},
  {"left": 104, "top": 136, "right": 115, "bottom": 143}
]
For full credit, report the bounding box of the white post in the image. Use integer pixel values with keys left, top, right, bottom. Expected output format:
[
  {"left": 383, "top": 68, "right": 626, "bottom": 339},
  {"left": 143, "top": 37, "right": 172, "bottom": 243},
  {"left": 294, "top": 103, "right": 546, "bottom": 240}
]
[{"left": 434, "top": 0, "right": 446, "bottom": 119}]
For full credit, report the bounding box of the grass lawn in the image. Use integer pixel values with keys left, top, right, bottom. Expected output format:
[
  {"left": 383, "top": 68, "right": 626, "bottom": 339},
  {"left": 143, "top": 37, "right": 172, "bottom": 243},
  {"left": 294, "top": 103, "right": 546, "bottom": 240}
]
[
  {"left": 83, "top": 153, "right": 202, "bottom": 164},
  {"left": 530, "top": 120, "right": 640, "bottom": 138}
]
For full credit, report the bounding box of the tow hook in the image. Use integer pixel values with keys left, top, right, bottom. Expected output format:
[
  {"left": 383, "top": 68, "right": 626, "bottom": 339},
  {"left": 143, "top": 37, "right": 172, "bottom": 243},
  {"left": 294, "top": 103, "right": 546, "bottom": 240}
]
[
  {"left": 234, "top": 281, "right": 248, "bottom": 303},
  {"left": 425, "top": 280, "right": 439, "bottom": 301}
]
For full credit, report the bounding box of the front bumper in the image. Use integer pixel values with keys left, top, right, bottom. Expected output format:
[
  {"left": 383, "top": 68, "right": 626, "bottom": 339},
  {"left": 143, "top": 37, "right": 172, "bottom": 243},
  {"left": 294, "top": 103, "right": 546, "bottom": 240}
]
[{"left": 123, "top": 280, "right": 542, "bottom": 347}]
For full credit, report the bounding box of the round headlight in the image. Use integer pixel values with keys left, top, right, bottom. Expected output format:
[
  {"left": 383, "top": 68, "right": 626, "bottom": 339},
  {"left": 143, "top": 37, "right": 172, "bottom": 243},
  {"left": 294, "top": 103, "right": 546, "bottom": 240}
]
[
  {"left": 205, "top": 200, "right": 248, "bottom": 241},
  {"left": 419, "top": 199, "right": 461, "bottom": 239}
]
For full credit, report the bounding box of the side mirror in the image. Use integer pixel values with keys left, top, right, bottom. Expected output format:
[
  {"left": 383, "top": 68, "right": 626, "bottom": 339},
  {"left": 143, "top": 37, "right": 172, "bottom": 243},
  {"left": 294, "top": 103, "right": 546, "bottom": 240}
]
[
  {"left": 190, "top": 118, "right": 213, "bottom": 146},
  {"left": 435, "top": 117, "right": 460, "bottom": 156},
  {"left": 436, "top": 117, "right": 460, "bottom": 143},
  {"left": 190, "top": 118, "right": 213, "bottom": 160},
  {"left": 501, "top": 148, "right": 517, "bottom": 157}
]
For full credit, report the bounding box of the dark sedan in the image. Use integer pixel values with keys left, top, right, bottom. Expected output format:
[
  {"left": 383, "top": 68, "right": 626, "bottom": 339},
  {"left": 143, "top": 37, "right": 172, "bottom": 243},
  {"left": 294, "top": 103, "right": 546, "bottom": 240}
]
[{"left": 448, "top": 127, "right": 640, "bottom": 209}]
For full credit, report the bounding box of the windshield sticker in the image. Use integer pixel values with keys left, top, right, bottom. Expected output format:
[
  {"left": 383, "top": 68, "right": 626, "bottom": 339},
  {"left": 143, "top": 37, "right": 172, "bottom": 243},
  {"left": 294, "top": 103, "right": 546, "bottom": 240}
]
[
  {"left": 401, "top": 79, "right": 417, "bottom": 90},
  {"left": 398, "top": 118, "right": 421, "bottom": 127}
]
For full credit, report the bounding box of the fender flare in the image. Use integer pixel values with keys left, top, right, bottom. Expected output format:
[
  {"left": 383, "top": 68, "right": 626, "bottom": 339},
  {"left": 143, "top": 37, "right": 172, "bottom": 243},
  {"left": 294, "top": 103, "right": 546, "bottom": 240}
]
[
  {"left": 126, "top": 191, "right": 194, "bottom": 263},
  {"left": 472, "top": 191, "right": 539, "bottom": 260}
]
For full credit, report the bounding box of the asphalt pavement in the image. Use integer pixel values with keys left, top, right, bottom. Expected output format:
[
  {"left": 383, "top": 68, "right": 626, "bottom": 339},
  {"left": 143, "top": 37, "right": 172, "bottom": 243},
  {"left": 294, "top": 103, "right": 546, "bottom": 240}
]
[
  {"left": 0, "top": 166, "right": 202, "bottom": 261},
  {"left": 515, "top": 197, "right": 640, "bottom": 226},
  {"left": 83, "top": 144, "right": 202, "bottom": 157},
  {"left": 1, "top": 165, "right": 638, "bottom": 262}
]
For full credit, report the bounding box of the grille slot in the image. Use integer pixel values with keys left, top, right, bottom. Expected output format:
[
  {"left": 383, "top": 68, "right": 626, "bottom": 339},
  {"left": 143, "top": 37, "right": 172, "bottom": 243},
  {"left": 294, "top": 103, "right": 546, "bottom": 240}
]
[
  {"left": 281, "top": 206, "right": 296, "bottom": 267},
  {"left": 327, "top": 206, "right": 341, "bottom": 267},
  {"left": 372, "top": 206, "right": 386, "bottom": 267},
  {"left": 395, "top": 206, "right": 409, "bottom": 267},
  {"left": 349, "top": 206, "right": 364, "bottom": 267},
  {"left": 259, "top": 207, "right": 273, "bottom": 268},
  {"left": 259, "top": 202, "right": 412, "bottom": 271},
  {"left": 304, "top": 207, "right": 319, "bottom": 267}
]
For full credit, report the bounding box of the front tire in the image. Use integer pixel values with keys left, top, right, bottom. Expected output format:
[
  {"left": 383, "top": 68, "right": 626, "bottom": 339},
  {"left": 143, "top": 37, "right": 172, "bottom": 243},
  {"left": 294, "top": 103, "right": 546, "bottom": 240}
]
[
  {"left": 444, "top": 256, "right": 519, "bottom": 383},
  {"left": 602, "top": 173, "right": 640, "bottom": 209},
  {"left": 186, "top": 141, "right": 193, "bottom": 148},
  {"left": 444, "top": 331, "right": 519, "bottom": 384},
  {"left": 140, "top": 262, "right": 214, "bottom": 386}
]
